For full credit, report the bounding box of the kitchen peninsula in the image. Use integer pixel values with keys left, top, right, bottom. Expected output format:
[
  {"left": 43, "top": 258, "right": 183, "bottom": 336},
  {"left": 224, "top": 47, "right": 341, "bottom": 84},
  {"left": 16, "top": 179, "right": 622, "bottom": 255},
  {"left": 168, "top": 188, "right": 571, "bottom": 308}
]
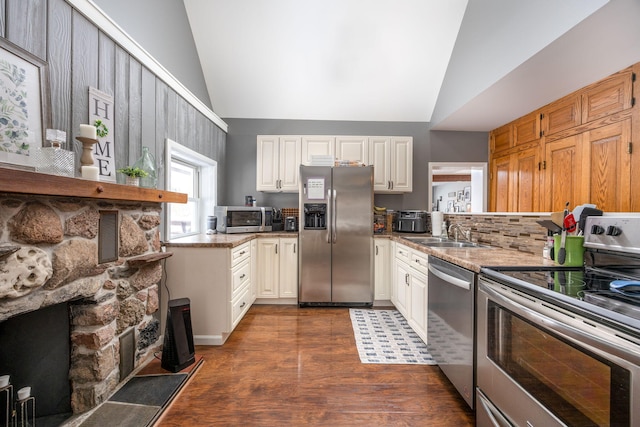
[{"left": 164, "top": 213, "right": 556, "bottom": 346}]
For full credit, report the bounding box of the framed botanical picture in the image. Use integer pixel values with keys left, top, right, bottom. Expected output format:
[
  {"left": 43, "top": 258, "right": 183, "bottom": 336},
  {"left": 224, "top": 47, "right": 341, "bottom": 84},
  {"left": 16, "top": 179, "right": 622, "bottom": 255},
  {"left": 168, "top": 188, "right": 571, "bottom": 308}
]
[
  {"left": 0, "top": 38, "right": 51, "bottom": 169},
  {"left": 464, "top": 186, "right": 471, "bottom": 202},
  {"left": 457, "top": 190, "right": 464, "bottom": 202}
]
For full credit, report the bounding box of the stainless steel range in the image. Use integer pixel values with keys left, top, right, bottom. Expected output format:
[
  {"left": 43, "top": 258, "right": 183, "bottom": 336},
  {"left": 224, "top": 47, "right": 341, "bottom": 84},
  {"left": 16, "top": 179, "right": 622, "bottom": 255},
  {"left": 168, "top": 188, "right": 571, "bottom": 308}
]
[{"left": 477, "top": 215, "right": 640, "bottom": 426}]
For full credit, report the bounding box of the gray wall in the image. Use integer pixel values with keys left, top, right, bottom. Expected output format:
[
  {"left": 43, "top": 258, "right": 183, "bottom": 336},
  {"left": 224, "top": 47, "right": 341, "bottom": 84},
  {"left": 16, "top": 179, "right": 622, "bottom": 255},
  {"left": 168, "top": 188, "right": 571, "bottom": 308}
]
[
  {"left": 1, "top": 0, "right": 225, "bottom": 203},
  {"left": 91, "top": 0, "right": 212, "bottom": 109},
  {"left": 223, "top": 119, "right": 487, "bottom": 212}
]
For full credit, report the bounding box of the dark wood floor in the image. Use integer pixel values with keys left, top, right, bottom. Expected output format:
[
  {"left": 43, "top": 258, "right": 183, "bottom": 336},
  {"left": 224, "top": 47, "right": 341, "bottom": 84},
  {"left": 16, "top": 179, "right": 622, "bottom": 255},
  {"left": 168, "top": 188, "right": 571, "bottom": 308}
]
[{"left": 157, "top": 305, "right": 475, "bottom": 426}]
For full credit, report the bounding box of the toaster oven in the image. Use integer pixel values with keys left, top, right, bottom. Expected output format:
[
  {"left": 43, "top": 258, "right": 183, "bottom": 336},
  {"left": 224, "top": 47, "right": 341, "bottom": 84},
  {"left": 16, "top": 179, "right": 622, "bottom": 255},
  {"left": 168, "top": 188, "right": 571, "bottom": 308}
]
[{"left": 396, "top": 210, "right": 429, "bottom": 233}]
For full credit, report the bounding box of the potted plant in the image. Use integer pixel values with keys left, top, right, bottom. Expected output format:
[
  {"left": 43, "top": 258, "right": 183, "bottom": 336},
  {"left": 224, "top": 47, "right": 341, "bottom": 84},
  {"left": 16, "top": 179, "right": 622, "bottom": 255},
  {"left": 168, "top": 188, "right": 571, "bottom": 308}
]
[{"left": 117, "top": 166, "right": 148, "bottom": 186}]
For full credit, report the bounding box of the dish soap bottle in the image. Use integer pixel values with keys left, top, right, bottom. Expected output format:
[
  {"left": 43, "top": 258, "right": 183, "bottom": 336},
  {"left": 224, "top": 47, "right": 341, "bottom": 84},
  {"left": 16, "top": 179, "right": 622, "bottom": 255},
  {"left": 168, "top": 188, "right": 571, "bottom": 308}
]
[{"left": 133, "top": 146, "right": 157, "bottom": 188}]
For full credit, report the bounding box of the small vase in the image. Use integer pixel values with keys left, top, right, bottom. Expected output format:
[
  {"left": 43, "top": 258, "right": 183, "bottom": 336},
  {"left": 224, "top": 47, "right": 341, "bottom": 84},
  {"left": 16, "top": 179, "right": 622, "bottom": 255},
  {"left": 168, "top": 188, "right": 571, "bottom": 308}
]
[
  {"left": 133, "top": 147, "right": 157, "bottom": 188},
  {"left": 125, "top": 176, "right": 140, "bottom": 186}
]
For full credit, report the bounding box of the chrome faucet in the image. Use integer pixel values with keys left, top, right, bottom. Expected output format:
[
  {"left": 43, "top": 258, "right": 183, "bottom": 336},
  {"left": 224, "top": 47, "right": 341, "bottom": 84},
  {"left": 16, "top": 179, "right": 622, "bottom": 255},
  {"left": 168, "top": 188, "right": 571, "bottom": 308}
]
[{"left": 448, "top": 223, "right": 472, "bottom": 242}]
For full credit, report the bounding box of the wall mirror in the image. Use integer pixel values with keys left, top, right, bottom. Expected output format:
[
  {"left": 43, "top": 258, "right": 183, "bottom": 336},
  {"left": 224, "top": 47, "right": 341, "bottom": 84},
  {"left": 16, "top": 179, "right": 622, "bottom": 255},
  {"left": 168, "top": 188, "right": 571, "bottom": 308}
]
[{"left": 428, "top": 162, "right": 487, "bottom": 213}]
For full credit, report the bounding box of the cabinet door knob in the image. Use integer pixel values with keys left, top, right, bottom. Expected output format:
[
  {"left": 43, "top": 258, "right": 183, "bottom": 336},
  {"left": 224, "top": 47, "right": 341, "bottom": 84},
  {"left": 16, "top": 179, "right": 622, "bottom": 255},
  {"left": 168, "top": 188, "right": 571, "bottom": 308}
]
[{"left": 240, "top": 274, "right": 246, "bottom": 279}]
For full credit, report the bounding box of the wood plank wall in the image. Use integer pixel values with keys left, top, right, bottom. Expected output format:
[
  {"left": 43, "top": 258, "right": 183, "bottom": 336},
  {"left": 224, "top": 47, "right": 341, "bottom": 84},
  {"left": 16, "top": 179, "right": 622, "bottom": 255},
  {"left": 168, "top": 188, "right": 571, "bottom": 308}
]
[{"left": 0, "top": 0, "right": 226, "bottom": 194}]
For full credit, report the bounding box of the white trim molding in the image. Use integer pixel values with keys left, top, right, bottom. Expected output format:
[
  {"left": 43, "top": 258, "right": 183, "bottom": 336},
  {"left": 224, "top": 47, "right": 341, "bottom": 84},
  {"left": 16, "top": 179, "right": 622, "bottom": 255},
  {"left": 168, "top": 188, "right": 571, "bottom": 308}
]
[{"left": 66, "top": 0, "right": 228, "bottom": 133}]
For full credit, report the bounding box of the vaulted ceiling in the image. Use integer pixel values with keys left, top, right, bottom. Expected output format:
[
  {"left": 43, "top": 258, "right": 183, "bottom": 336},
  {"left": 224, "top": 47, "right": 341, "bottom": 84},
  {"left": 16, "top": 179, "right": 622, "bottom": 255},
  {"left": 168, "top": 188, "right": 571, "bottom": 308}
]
[{"left": 182, "top": 0, "right": 640, "bottom": 130}]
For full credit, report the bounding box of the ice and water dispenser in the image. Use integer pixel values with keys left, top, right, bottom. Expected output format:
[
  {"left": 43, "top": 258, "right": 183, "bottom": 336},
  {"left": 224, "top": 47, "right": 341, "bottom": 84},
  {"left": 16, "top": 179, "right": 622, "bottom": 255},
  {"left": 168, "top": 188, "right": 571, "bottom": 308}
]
[{"left": 303, "top": 203, "right": 327, "bottom": 229}]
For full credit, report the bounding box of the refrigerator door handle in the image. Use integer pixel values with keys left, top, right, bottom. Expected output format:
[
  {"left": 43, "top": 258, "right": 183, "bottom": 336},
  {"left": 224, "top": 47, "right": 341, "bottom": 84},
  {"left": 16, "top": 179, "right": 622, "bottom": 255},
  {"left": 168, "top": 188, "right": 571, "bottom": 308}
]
[
  {"left": 326, "top": 188, "right": 332, "bottom": 244},
  {"left": 332, "top": 189, "right": 337, "bottom": 243}
]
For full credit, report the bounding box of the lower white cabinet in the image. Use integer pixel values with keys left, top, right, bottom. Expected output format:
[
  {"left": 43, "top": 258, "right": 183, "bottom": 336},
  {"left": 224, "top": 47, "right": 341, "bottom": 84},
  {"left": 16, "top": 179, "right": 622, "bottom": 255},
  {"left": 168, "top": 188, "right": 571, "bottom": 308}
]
[
  {"left": 256, "top": 237, "right": 298, "bottom": 299},
  {"left": 250, "top": 239, "right": 258, "bottom": 302},
  {"left": 165, "top": 241, "right": 253, "bottom": 345},
  {"left": 374, "top": 238, "right": 391, "bottom": 301},
  {"left": 392, "top": 243, "right": 428, "bottom": 343}
]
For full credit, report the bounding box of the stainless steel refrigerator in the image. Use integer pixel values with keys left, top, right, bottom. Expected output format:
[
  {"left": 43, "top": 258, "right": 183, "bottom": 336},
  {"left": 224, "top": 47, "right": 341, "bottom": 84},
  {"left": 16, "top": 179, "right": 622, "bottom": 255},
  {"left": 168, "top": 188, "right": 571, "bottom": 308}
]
[{"left": 298, "top": 165, "right": 374, "bottom": 305}]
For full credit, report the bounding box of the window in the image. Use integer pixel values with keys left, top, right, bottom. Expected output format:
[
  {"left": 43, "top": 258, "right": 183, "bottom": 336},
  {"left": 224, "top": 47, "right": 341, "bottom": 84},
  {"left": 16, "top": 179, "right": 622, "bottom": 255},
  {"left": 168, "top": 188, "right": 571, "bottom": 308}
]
[{"left": 165, "top": 138, "right": 217, "bottom": 239}]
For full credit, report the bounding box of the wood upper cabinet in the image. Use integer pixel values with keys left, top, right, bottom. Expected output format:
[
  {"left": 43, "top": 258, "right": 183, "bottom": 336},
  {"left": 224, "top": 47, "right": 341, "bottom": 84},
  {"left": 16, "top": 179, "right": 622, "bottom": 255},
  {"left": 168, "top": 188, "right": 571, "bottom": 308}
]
[
  {"left": 489, "top": 63, "right": 639, "bottom": 212},
  {"left": 544, "top": 134, "right": 583, "bottom": 212},
  {"left": 490, "top": 153, "right": 511, "bottom": 212},
  {"left": 582, "top": 69, "right": 634, "bottom": 123},
  {"left": 490, "top": 123, "right": 513, "bottom": 155},
  {"left": 582, "top": 119, "right": 632, "bottom": 212},
  {"left": 542, "top": 95, "right": 581, "bottom": 136},
  {"left": 490, "top": 147, "right": 540, "bottom": 212},
  {"left": 513, "top": 113, "right": 540, "bottom": 147},
  {"left": 512, "top": 147, "right": 541, "bottom": 212}
]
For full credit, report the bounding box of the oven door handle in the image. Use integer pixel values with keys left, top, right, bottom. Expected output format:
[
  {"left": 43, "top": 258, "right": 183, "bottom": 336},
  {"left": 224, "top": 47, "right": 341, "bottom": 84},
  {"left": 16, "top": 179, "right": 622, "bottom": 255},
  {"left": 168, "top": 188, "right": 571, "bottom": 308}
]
[
  {"left": 477, "top": 389, "right": 513, "bottom": 427},
  {"left": 428, "top": 264, "right": 471, "bottom": 290},
  {"left": 480, "top": 281, "right": 640, "bottom": 365}
]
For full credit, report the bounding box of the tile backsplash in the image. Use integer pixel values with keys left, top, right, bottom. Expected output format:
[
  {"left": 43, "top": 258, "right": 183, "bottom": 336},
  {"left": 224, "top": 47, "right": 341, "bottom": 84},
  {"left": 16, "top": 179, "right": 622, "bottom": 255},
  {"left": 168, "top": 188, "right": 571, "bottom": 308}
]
[{"left": 445, "top": 213, "right": 551, "bottom": 255}]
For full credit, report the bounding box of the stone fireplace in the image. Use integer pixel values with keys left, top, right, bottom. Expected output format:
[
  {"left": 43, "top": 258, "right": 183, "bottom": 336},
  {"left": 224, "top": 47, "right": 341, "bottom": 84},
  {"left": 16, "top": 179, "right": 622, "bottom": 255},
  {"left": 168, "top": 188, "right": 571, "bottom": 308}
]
[{"left": 0, "top": 176, "right": 179, "bottom": 423}]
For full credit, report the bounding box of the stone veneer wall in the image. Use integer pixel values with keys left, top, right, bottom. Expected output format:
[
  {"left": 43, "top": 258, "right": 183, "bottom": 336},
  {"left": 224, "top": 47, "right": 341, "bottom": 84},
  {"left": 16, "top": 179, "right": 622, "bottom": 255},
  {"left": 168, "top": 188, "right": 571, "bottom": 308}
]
[
  {"left": 0, "top": 193, "right": 164, "bottom": 413},
  {"left": 445, "top": 213, "right": 551, "bottom": 255}
]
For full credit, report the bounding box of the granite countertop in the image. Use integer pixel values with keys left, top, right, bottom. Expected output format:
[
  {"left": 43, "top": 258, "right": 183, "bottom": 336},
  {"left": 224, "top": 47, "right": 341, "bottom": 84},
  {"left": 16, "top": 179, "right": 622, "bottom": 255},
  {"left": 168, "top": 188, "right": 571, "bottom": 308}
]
[
  {"left": 391, "top": 233, "right": 555, "bottom": 273},
  {"left": 165, "top": 231, "right": 298, "bottom": 248},
  {"left": 166, "top": 231, "right": 554, "bottom": 272}
]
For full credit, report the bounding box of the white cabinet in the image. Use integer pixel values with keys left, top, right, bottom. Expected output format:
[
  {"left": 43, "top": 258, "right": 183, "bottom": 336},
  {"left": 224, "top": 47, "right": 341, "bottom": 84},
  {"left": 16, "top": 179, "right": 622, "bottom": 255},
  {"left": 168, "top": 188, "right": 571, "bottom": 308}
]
[
  {"left": 301, "top": 135, "right": 335, "bottom": 165},
  {"left": 257, "top": 237, "right": 298, "bottom": 299},
  {"left": 408, "top": 251, "right": 428, "bottom": 340},
  {"left": 257, "top": 135, "right": 413, "bottom": 194},
  {"left": 369, "top": 136, "right": 413, "bottom": 193},
  {"left": 392, "top": 242, "right": 428, "bottom": 343},
  {"left": 393, "top": 253, "right": 411, "bottom": 316},
  {"left": 256, "top": 135, "right": 301, "bottom": 192},
  {"left": 335, "top": 136, "right": 369, "bottom": 164},
  {"left": 374, "top": 239, "right": 391, "bottom": 301},
  {"left": 250, "top": 239, "right": 258, "bottom": 302},
  {"left": 165, "top": 241, "right": 253, "bottom": 345}
]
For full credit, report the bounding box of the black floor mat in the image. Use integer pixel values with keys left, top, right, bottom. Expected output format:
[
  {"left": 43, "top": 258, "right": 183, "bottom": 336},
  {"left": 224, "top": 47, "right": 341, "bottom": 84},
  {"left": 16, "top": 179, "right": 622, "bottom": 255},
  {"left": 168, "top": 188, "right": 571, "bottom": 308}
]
[{"left": 109, "top": 374, "right": 187, "bottom": 407}]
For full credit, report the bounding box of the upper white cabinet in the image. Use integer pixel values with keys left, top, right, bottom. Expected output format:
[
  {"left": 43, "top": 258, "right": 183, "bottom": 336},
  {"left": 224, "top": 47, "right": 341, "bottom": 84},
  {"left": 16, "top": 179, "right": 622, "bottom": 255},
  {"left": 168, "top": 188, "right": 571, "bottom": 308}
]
[
  {"left": 369, "top": 136, "right": 413, "bottom": 193},
  {"left": 335, "top": 136, "right": 369, "bottom": 164},
  {"left": 256, "top": 135, "right": 301, "bottom": 192},
  {"left": 301, "top": 136, "right": 335, "bottom": 165},
  {"left": 258, "top": 135, "right": 412, "bottom": 194}
]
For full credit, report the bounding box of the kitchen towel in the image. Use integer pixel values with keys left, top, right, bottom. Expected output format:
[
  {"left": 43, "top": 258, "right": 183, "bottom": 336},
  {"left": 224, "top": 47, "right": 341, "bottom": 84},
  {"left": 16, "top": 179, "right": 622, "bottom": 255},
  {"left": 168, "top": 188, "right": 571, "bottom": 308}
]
[{"left": 349, "top": 309, "right": 436, "bottom": 365}]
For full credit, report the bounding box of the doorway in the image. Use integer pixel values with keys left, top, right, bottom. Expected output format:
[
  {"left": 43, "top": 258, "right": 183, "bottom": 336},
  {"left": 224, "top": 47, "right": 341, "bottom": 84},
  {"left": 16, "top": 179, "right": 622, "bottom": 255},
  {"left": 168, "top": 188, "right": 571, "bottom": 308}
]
[{"left": 428, "top": 162, "right": 487, "bottom": 212}]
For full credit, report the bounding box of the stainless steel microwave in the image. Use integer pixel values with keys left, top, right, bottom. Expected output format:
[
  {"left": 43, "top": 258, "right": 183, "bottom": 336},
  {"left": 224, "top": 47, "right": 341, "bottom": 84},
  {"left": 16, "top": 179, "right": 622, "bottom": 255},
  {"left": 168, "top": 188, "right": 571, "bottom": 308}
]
[{"left": 215, "top": 206, "right": 273, "bottom": 233}]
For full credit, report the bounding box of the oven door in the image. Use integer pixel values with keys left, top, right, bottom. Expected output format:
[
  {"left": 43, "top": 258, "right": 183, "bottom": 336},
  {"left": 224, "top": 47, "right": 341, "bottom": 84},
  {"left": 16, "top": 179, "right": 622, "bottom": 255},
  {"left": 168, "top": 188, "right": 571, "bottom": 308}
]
[{"left": 477, "top": 277, "right": 640, "bottom": 427}]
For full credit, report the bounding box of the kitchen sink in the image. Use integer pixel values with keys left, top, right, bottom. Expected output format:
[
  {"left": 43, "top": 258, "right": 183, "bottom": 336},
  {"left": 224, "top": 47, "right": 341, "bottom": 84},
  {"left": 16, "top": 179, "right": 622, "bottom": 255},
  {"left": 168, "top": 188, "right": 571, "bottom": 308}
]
[
  {"left": 402, "top": 236, "right": 448, "bottom": 244},
  {"left": 422, "top": 241, "right": 485, "bottom": 248},
  {"left": 402, "top": 236, "right": 490, "bottom": 248}
]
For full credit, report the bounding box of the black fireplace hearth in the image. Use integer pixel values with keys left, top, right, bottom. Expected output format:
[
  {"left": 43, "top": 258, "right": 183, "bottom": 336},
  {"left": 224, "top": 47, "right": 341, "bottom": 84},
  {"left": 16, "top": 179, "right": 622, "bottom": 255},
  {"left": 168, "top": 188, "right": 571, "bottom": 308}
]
[{"left": 0, "top": 302, "right": 72, "bottom": 427}]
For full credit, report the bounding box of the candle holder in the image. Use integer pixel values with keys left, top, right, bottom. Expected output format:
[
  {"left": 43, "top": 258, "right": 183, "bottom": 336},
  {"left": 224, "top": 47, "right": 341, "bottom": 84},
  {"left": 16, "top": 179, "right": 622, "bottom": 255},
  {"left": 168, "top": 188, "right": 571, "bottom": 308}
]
[
  {"left": 76, "top": 136, "right": 98, "bottom": 167},
  {"left": 1, "top": 383, "right": 13, "bottom": 427},
  {"left": 16, "top": 395, "right": 35, "bottom": 427}
]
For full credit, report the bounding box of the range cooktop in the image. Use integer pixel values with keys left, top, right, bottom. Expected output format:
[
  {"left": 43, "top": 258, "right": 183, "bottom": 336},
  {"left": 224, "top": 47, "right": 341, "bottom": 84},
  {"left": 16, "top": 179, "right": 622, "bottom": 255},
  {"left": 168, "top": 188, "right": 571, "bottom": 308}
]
[{"left": 483, "top": 216, "right": 640, "bottom": 328}]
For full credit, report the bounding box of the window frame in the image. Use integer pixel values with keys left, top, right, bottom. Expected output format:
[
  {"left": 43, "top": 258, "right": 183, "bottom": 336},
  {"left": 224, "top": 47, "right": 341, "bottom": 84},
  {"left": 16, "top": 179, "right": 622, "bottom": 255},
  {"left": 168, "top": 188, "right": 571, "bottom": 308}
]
[{"left": 165, "top": 138, "right": 217, "bottom": 240}]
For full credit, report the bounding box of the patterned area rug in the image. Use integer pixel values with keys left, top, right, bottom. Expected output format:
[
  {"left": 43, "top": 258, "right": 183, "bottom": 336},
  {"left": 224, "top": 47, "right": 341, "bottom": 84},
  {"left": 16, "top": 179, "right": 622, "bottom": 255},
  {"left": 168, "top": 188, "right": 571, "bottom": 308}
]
[{"left": 349, "top": 309, "right": 436, "bottom": 364}]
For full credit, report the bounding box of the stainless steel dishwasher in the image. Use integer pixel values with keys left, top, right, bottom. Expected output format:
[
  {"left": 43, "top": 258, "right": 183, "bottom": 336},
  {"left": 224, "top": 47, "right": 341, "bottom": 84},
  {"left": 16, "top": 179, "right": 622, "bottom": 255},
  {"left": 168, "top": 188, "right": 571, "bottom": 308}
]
[{"left": 427, "top": 256, "right": 476, "bottom": 409}]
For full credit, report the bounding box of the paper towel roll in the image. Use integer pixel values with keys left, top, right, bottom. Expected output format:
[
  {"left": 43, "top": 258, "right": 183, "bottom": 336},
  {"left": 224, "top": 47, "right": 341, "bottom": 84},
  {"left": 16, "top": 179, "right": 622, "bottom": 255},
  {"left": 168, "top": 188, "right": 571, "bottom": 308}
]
[{"left": 431, "top": 211, "right": 443, "bottom": 236}]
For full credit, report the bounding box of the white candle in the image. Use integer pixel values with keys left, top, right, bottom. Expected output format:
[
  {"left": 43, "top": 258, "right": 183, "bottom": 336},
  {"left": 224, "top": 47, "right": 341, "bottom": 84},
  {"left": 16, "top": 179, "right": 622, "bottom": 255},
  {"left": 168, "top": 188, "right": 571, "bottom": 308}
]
[
  {"left": 17, "top": 386, "right": 30, "bottom": 400},
  {"left": 79, "top": 124, "right": 97, "bottom": 139},
  {"left": 81, "top": 166, "right": 99, "bottom": 181}
]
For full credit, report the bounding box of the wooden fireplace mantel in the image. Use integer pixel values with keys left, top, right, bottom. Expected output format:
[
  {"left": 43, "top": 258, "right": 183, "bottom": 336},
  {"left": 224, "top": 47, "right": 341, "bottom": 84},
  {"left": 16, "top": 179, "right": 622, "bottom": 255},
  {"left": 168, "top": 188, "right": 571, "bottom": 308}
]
[{"left": 0, "top": 168, "right": 187, "bottom": 204}]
